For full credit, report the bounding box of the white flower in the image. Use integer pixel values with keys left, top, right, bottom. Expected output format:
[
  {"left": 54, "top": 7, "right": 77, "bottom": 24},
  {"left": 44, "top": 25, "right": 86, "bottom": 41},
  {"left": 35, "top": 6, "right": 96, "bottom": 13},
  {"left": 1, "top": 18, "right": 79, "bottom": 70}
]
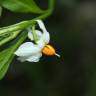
[{"left": 14, "top": 20, "right": 60, "bottom": 62}]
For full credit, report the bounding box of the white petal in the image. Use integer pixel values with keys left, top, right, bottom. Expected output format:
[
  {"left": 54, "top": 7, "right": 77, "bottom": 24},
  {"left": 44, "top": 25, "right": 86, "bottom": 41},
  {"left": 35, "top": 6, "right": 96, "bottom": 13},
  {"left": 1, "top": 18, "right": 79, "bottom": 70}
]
[
  {"left": 36, "top": 31, "right": 50, "bottom": 48},
  {"left": 28, "top": 29, "right": 33, "bottom": 40},
  {"left": 17, "top": 53, "right": 42, "bottom": 62},
  {"left": 42, "top": 31, "right": 50, "bottom": 44},
  {"left": 26, "top": 53, "right": 42, "bottom": 62},
  {"left": 28, "top": 29, "right": 42, "bottom": 41},
  {"left": 37, "top": 38, "right": 45, "bottom": 49},
  {"left": 36, "top": 20, "right": 50, "bottom": 44},
  {"left": 37, "top": 31, "right": 50, "bottom": 45},
  {"left": 14, "top": 42, "right": 41, "bottom": 57},
  {"left": 17, "top": 56, "right": 27, "bottom": 62},
  {"left": 36, "top": 20, "right": 47, "bottom": 32},
  {"left": 35, "top": 30, "right": 42, "bottom": 39}
]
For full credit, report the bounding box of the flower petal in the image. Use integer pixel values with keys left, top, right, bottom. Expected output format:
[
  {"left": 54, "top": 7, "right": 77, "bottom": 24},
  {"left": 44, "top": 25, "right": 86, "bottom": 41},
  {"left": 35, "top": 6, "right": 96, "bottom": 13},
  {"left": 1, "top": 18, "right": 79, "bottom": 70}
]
[
  {"left": 37, "top": 38, "right": 45, "bottom": 49},
  {"left": 14, "top": 42, "right": 41, "bottom": 57},
  {"left": 37, "top": 31, "right": 50, "bottom": 46},
  {"left": 35, "top": 30, "right": 42, "bottom": 39},
  {"left": 26, "top": 52, "right": 42, "bottom": 62},
  {"left": 42, "top": 31, "right": 50, "bottom": 44},
  {"left": 36, "top": 20, "right": 50, "bottom": 44},
  {"left": 36, "top": 20, "right": 47, "bottom": 32},
  {"left": 17, "top": 56, "right": 27, "bottom": 62},
  {"left": 28, "top": 29, "right": 33, "bottom": 40},
  {"left": 28, "top": 29, "right": 43, "bottom": 41},
  {"left": 17, "top": 53, "right": 42, "bottom": 62}
]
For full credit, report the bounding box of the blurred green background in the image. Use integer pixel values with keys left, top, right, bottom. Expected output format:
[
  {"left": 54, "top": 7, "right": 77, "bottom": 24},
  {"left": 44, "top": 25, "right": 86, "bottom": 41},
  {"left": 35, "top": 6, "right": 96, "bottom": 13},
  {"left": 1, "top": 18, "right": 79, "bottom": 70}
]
[{"left": 0, "top": 0, "right": 96, "bottom": 96}]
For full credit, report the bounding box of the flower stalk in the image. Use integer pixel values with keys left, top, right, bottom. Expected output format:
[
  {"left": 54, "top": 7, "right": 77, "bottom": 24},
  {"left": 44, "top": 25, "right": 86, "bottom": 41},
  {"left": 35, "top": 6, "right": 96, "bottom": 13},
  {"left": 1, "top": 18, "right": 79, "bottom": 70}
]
[{"left": 32, "top": 26, "right": 38, "bottom": 43}]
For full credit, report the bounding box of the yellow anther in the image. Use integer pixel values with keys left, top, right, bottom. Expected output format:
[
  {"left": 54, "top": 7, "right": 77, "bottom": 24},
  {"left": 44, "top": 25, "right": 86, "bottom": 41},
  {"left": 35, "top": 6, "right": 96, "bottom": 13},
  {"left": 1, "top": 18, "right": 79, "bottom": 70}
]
[{"left": 42, "top": 45, "right": 60, "bottom": 57}]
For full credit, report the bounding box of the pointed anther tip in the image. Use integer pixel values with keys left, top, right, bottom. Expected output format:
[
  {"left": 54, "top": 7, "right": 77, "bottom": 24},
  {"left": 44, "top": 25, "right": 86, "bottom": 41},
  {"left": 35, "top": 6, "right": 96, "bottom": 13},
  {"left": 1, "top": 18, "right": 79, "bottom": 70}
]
[{"left": 55, "top": 53, "right": 60, "bottom": 58}]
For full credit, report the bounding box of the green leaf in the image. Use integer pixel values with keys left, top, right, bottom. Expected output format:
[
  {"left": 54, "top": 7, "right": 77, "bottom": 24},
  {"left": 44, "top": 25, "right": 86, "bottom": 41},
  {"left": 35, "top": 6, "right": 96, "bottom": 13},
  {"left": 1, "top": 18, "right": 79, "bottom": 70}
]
[
  {"left": 0, "top": 31, "right": 27, "bottom": 80},
  {"left": 0, "top": 20, "right": 29, "bottom": 46},
  {"left": 0, "top": 0, "right": 44, "bottom": 13},
  {"left": 0, "top": 6, "right": 2, "bottom": 16},
  {"left": 0, "top": 49, "right": 14, "bottom": 80},
  {"left": 0, "top": 30, "right": 22, "bottom": 46}
]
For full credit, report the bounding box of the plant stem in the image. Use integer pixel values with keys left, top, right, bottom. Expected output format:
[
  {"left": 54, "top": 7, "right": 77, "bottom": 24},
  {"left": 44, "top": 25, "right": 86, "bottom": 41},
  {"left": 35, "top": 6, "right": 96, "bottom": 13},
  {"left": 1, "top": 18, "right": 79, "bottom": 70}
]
[
  {"left": 32, "top": 26, "right": 38, "bottom": 42},
  {"left": 0, "top": 0, "right": 55, "bottom": 46},
  {"left": 0, "top": 0, "right": 55, "bottom": 31}
]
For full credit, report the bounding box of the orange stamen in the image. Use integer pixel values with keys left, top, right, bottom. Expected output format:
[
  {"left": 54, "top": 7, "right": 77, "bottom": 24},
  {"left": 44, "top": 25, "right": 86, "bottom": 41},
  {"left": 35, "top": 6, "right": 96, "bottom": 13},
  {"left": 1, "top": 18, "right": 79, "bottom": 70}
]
[{"left": 42, "top": 45, "right": 60, "bottom": 57}]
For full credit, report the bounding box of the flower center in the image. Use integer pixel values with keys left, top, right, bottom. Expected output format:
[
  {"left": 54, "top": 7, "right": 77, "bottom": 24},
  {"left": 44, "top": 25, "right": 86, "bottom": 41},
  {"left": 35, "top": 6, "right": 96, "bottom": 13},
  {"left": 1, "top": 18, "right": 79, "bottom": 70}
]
[{"left": 42, "top": 45, "right": 55, "bottom": 56}]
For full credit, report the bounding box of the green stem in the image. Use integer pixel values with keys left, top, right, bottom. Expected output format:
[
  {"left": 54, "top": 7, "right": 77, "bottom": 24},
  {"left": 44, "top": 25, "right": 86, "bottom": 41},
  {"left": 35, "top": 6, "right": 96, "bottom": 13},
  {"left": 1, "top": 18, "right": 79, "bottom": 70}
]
[
  {"left": 32, "top": 26, "right": 38, "bottom": 42},
  {"left": 29, "top": 0, "right": 55, "bottom": 22},
  {"left": 0, "top": 0, "right": 55, "bottom": 31},
  {"left": 0, "top": 0, "right": 55, "bottom": 46}
]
